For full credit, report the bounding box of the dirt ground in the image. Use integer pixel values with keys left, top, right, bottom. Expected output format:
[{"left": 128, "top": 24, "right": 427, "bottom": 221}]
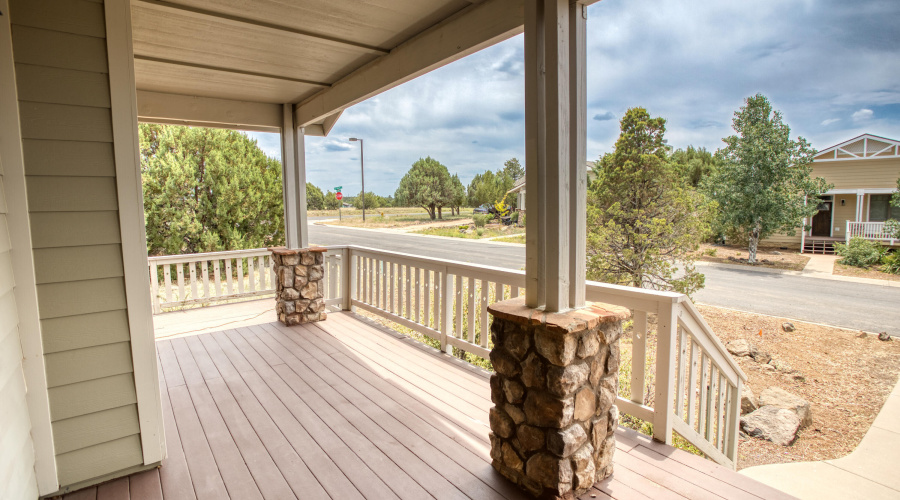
[
  {"left": 694, "top": 243, "right": 810, "bottom": 271},
  {"left": 697, "top": 305, "right": 900, "bottom": 469},
  {"left": 833, "top": 262, "right": 900, "bottom": 282}
]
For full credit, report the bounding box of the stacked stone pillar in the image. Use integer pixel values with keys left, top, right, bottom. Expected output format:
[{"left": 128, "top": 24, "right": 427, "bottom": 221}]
[
  {"left": 270, "top": 247, "right": 327, "bottom": 325},
  {"left": 487, "top": 298, "right": 628, "bottom": 499}
]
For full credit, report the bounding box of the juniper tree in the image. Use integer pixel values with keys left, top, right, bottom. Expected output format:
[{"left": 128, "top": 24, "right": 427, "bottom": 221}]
[
  {"left": 394, "top": 157, "right": 454, "bottom": 219},
  {"left": 587, "top": 107, "right": 711, "bottom": 295},
  {"left": 706, "top": 94, "right": 829, "bottom": 263},
  {"left": 140, "top": 124, "right": 284, "bottom": 255}
]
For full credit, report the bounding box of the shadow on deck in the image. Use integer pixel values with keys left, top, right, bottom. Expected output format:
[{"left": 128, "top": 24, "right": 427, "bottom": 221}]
[{"left": 63, "top": 302, "right": 794, "bottom": 500}]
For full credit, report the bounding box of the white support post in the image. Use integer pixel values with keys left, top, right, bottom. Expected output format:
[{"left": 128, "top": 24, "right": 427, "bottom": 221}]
[
  {"left": 568, "top": 1, "right": 587, "bottom": 309},
  {"left": 105, "top": 0, "right": 166, "bottom": 466},
  {"left": 341, "top": 247, "right": 352, "bottom": 311},
  {"left": 524, "top": 0, "right": 585, "bottom": 312},
  {"left": 281, "top": 105, "right": 309, "bottom": 249},
  {"left": 654, "top": 301, "right": 677, "bottom": 445},
  {"left": 846, "top": 220, "right": 851, "bottom": 243},
  {"left": 856, "top": 191, "right": 863, "bottom": 222},
  {"left": 440, "top": 269, "right": 453, "bottom": 353}
]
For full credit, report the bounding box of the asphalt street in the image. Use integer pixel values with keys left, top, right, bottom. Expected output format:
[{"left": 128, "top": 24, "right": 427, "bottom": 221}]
[{"left": 310, "top": 222, "right": 900, "bottom": 335}]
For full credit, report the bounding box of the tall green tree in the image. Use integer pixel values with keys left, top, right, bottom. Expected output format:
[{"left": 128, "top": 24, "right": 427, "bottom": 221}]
[
  {"left": 449, "top": 174, "right": 466, "bottom": 215},
  {"left": 306, "top": 183, "right": 325, "bottom": 210},
  {"left": 140, "top": 124, "right": 284, "bottom": 255},
  {"left": 501, "top": 157, "right": 525, "bottom": 182},
  {"left": 587, "top": 107, "right": 711, "bottom": 295},
  {"left": 394, "top": 157, "right": 454, "bottom": 219},
  {"left": 670, "top": 146, "right": 722, "bottom": 187},
  {"left": 467, "top": 157, "right": 521, "bottom": 209},
  {"left": 706, "top": 94, "right": 829, "bottom": 263},
  {"left": 353, "top": 191, "right": 381, "bottom": 210}
]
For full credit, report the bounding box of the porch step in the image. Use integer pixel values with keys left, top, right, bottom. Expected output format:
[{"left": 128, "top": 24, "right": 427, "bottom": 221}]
[{"left": 804, "top": 240, "right": 836, "bottom": 255}]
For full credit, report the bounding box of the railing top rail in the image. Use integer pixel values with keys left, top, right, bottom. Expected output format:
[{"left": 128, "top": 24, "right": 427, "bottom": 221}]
[
  {"left": 680, "top": 300, "right": 748, "bottom": 382},
  {"left": 148, "top": 247, "right": 272, "bottom": 264}
]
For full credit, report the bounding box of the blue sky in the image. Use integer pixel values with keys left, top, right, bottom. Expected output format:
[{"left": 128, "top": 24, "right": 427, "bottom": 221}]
[{"left": 247, "top": 0, "right": 900, "bottom": 196}]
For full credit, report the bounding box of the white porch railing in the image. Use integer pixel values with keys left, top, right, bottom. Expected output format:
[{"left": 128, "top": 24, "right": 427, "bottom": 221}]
[
  {"left": 147, "top": 245, "right": 747, "bottom": 468},
  {"left": 323, "top": 245, "right": 747, "bottom": 469},
  {"left": 148, "top": 248, "right": 276, "bottom": 313},
  {"left": 846, "top": 221, "right": 896, "bottom": 244}
]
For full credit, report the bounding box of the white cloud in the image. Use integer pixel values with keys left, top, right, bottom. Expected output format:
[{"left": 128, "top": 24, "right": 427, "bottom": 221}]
[
  {"left": 852, "top": 109, "right": 874, "bottom": 122},
  {"left": 821, "top": 118, "right": 840, "bottom": 126}
]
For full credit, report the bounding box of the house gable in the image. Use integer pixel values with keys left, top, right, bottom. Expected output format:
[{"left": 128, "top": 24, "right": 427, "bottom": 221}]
[{"left": 814, "top": 134, "right": 900, "bottom": 162}]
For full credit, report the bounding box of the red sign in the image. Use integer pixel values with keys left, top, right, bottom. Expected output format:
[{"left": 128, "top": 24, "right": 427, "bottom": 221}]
[{"left": 335, "top": 192, "right": 343, "bottom": 200}]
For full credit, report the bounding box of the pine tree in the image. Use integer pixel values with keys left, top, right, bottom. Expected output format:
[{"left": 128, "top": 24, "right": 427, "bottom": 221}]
[
  {"left": 140, "top": 124, "right": 285, "bottom": 255},
  {"left": 306, "top": 183, "right": 325, "bottom": 210},
  {"left": 394, "top": 157, "right": 454, "bottom": 219},
  {"left": 587, "top": 108, "right": 711, "bottom": 295}
]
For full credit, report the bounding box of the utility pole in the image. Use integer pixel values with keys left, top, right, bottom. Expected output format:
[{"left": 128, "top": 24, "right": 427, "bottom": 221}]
[{"left": 349, "top": 137, "right": 365, "bottom": 222}]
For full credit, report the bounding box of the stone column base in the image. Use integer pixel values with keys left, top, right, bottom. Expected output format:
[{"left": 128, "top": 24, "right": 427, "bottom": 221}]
[
  {"left": 487, "top": 297, "right": 629, "bottom": 499},
  {"left": 269, "top": 247, "right": 328, "bottom": 325}
]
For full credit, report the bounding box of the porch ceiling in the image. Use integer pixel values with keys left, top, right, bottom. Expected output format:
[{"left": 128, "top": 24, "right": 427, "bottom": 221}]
[{"left": 129, "top": 0, "right": 514, "bottom": 132}]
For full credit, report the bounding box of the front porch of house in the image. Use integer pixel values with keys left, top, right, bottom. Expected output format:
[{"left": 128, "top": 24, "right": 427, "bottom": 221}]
[{"left": 59, "top": 302, "right": 794, "bottom": 500}]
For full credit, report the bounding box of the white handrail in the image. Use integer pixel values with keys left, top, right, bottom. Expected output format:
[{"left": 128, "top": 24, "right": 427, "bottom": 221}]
[
  {"left": 847, "top": 221, "right": 895, "bottom": 243},
  {"left": 148, "top": 244, "right": 748, "bottom": 468},
  {"left": 148, "top": 248, "right": 276, "bottom": 313},
  {"left": 322, "top": 245, "right": 747, "bottom": 469}
]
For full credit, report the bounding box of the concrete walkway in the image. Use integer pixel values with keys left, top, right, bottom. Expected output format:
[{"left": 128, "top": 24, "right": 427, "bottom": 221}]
[
  {"left": 800, "top": 254, "right": 840, "bottom": 277},
  {"left": 741, "top": 375, "right": 900, "bottom": 499}
]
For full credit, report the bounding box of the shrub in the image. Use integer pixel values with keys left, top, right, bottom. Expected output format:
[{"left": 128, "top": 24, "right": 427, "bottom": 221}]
[
  {"left": 510, "top": 211, "right": 519, "bottom": 224},
  {"left": 476, "top": 228, "right": 484, "bottom": 237},
  {"left": 703, "top": 247, "right": 718, "bottom": 257},
  {"left": 882, "top": 252, "right": 900, "bottom": 275},
  {"left": 834, "top": 237, "right": 886, "bottom": 268},
  {"left": 473, "top": 214, "right": 489, "bottom": 228}
]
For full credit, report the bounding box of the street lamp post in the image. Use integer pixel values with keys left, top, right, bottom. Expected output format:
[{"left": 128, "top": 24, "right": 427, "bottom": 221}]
[{"left": 349, "top": 137, "right": 365, "bottom": 222}]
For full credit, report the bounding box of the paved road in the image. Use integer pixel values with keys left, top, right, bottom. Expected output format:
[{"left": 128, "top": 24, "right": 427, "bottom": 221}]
[{"left": 309, "top": 223, "right": 900, "bottom": 335}]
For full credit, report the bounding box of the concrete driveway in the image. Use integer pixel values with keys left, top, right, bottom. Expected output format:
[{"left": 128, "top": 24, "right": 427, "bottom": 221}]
[{"left": 309, "top": 223, "right": 900, "bottom": 336}]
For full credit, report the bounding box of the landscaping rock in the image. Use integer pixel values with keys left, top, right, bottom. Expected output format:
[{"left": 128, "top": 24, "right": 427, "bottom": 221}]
[
  {"left": 879, "top": 332, "right": 892, "bottom": 342},
  {"left": 750, "top": 349, "right": 772, "bottom": 364},
  {"left": 740, "top": 406, "right": 801, "bottom": 446},
  {"left": 727, "top": 339, "right": 752, "bottom": 357},
  {"left": 741, "top": 386, "right": 758, "bottom": 415},
  {"left": 759, "top": 387, "right": 812, "bottom": 428},
  {"left": 857, "top": 331, "right": 868, "bottom": 339},
  {"left": 782, "top": 322, "right": 796, "bottom": 332},
  {"left": 773, "top": 251, "right": 783, "bottom": 255}
]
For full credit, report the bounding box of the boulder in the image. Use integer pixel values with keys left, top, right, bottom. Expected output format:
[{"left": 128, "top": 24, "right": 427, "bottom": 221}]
[
  {"left": 750, "top": 349, "right": 771, "bottom": 364},
  {"left": 726, "top": 339, "right": 751, "bottom": 357},
  {"left": 741, "top": 386, "right": 758, "bottom": 415},
  {"left": 782, "top": 322, "right": 796, "bottom": 332},
  {"left": 879, "top": 332, "right": 893, "bottom": 342},
  {"left": 740, "top": 406, "right": 801, "bottom": 446},
  {"left": 759, "top": 387, "right": 812, "bottom": 428}
]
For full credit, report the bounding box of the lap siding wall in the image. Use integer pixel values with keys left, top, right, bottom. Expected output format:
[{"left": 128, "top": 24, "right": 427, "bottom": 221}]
[{"left": 9, "top": 0, "right": 144, "bottom": 488}]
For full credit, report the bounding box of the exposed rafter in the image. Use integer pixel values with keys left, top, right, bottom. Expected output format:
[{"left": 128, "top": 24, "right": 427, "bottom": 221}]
[
  {"left": 815, "top": 133, "right": 900, "bottom": 161},
  {"left": 133, "top": 0, "right": 390, "bottom": 55},
  {"left": 136, "top": 90, "right": 283, "bottom": 132},
  {"left": 294, "top": 0, "right": 525, "bottom": 127},
  {"left": 133, "top": 55, "right": 330, "bottom": 88}
]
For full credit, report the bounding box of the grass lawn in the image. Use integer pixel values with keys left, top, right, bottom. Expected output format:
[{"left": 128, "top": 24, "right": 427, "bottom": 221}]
[
  {"left": 322, "top": 212, "right": 472, "bottom": 229},
  {"left": 414, "top": 225, "right": 525, "bottom": 239},
  {"left": 694, "top": 243, "right": 810, "bottom": 271},
  {"left": 492, "top": 233, "right": 526, "bottom": 244},
  {"left": 833, "top": 261, "right": 900, "bottom": 282}
]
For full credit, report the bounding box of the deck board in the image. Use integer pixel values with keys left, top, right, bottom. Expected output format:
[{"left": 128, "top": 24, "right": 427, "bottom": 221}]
[{"left": 62, "top": 309, "right": 795, "bottom": 500}]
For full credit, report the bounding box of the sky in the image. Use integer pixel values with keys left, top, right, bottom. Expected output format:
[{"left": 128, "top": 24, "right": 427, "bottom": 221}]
[{"left": 246, "top": 0, "right": 900, "bottom": 196}]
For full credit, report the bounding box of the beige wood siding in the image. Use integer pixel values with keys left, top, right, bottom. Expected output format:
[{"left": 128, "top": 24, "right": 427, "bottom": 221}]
[
  {"left": 0, "top": 157, "right": 39, "bottom": 499},
  {"left": 812, "top": 158, "right": 900, "bottom": 190},
  {"left": 831, "top": 195, "right": 857, "bottom": 237},
  {"left": 9, "top": 0, "right": 143, "bottom": 488}
]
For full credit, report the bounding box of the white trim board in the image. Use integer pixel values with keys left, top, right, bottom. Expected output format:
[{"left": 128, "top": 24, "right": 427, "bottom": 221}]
[
  {"left": 104, "top": 0, "right": 167, "bottom": 465},
  {"left": 0, "top": 0, "right": 59, "bottom": 493}
]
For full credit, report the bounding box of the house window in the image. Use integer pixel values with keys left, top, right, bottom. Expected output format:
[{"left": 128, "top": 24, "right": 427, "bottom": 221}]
[{"left": 869, "top": 195, "right": 896, "bottom": 222}]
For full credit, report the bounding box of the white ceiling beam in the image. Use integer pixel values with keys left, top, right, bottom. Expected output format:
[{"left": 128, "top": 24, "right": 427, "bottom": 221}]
[
  {"left": 294, "top": 0, "right": 525, "bottom": 127},
  {"left": 134, "top": 55, "right": 330, "bottom": 88},
  {"left": 136, "top": 90, "right": 283, "bottom": 132},
  {"left": 132, "top": 0, "right": 390, "bottom": 55}
]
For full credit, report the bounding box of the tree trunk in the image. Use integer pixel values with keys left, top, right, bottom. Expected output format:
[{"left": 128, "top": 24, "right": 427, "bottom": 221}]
[
  {"left": 748, "top": 221, "right": 761, "bottom": 264},
  {"left": 438, "top": 206, "right": 443, "bottom": 219},
  {"left": 425, "top": 204, "right": 436, "bottom": 220}
]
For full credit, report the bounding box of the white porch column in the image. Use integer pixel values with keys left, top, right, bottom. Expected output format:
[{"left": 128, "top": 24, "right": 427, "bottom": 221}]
[
  {"left": 281, "top": 104, "right": 309, "bottom": 249},
  {"left": 524, "top": 0, "right": 587, "bottom": 312},
  {"left": 856, "top": 190, "right": 864, "bottom": 222}
]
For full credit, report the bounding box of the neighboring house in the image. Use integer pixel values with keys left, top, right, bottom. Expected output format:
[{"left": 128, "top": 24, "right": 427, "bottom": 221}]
[
  {"left": 508, "top": 162, "right": 597, "bottom": 212},
  {"left": 763, "top": 134, "right": 900, "bottom": 253}
]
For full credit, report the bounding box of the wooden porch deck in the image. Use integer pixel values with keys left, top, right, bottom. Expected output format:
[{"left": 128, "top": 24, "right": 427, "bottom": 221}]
[{"left": 62, "top": 305, "right": 794, "bottom": 500}]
